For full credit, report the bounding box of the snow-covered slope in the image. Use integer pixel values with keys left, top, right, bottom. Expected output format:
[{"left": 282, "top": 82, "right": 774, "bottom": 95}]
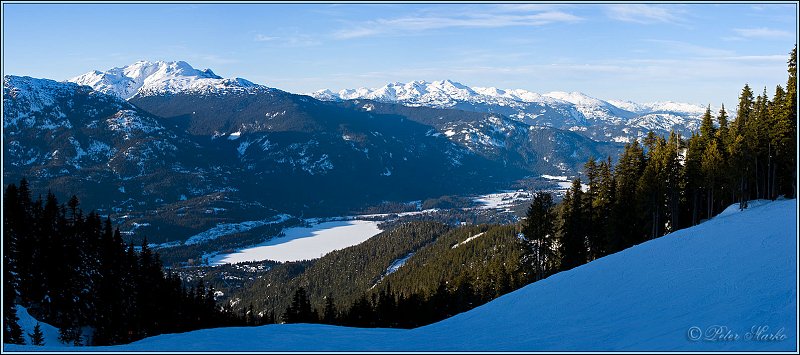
[
  {"left": 9, "top": 199, "right": 794, "bottom": 351},
  {"left": 68, "top": 60, "right": 261, "bottom": 99},
  {"left": 7, "top": 305, "right": 66, "bottom": 348},
  {"left": 608, "top": 99, "right": 707, "bottom": 116},
  {"left": 314, "top": 80, "right": 570, "bottom": 110},
  {"left": 3, "top": 75, "right": 181, "bottom": 178},
  {"left": 311, "top": 80, "right": 708, "bottom": 142},
  {"left": 545, "top": 90, "right": 636, "bottom": 123}
]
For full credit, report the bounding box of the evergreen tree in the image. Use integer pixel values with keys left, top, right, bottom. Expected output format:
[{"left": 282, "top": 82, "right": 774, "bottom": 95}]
[
  {"left": 3, "top": 180, "right": 235, "bottom": 346},
  {"left": 734, "top": 84, "right": 755, "bottom": 134},
  {"left": 3, "top": 259, "right": 25, "bottom": 345},
  {"left": 715, "top": 104, "right": 736, "bottom": 208},
  {"left": 702, "top": 139, "right": 724, "bottom": 217},
  {"left": 430, "top": 280, "right": 452, "bottom": 317},
  {"left": 58, "top": 323, "right": 83, "bottom": 346},
  {"left": 244, "top": 305, "right": 255, "bottom": 326},
  {"left": 283, "top": 287, "right": 316, "bottom": 323},
  {"left": 771, "top": 46, "right": 797, "bottom": 197},
  {"left": 452, "top": 279, "right": 476, "bottom": 315},
  {"left": 717, "top": 104, "right": 729, "bottom": 144},
  {"left": 559, "top": 179, "right": 587, "bottom": 271},
  {"left": 322, "top": 294, "right": 337, "bottom": 324},
  {"left": 28, "top": 323, "right": 45, "bottom": 346},
  {"left": 614, "top": 141, "right": 645, "bottom": 247},
  {"left": 374, "top": 286, "right": 397, "bottom": 326},
  {"left": 663, "top": 131, "right": 682, "bottom": 233},
  {"left": 493, "top": 265, "right": 512, "bottom": 297},
  {"left": 638, "top": 134, "right": 667, "bottom": 240},
  {"left": 595, "top": 157, "right": 617, "bottom": 255},
  {"left": 767, "top": 85, "right": 786, "bottom": 199},
  {"left": 700, "top": 105, "right": 716, "bottom": 144},
  {"left": 521, "top": 192, "right": 557, "bottom": 279},
  {"left": 344, "top": 295, "right": 374, "bottom": 327},
  {"left": 748, "top": 88, "right": 769, "bottom": 200},
  {"left": 731, "top": 83, "right": 755, "bottom": 209},
  {"left": 684, "top": 133, "right": 705, "bottom": 224},
  {"left": 583, "top": 157, "right": 603, "bottom": 260},
  {"left": 3, "top": 184, "right": 26, "bottom": 345}
]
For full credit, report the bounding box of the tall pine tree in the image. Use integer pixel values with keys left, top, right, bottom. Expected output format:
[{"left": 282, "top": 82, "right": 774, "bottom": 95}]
[
  {"left": 521, "top": 192, "right": 557, "bottom": 279},
  {"left": 730, "top": 84, "right": 755, "bottom": 209},
  {"left": 559, "top": 179, "right": 587, "bottom": 271}
]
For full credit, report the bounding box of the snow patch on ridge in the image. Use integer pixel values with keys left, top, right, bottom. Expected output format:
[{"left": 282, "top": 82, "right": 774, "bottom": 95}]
[{"left": 68, "top": 60, "right": 263, "bottom": 99}]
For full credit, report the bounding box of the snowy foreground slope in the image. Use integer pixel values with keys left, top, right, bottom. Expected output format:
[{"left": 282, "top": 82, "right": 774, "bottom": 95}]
[{"left": 7, "top": 200, "right": 797, "bottom": 352}]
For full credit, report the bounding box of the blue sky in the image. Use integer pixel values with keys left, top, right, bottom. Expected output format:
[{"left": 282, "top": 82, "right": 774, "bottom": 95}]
[{"left": 2, "top": 2, "right": 797, "bottom": 105}]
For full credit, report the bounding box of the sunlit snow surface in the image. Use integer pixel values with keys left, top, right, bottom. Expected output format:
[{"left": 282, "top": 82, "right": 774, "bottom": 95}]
[
  {"left": 384, "top": 252, "right": 414, "bottom": 276},
  {"left": 209, "top": 220, "right": 382, "bottom": 264},
  {"left": 451, "top": 232, "right": 485, "bottom": 249},
  {"left": 472, "top": 190, "right": 532, "bottom": 210},
  {"left": 6, "top": 200, "right": 796, "bottom": 352},
  {"left": 471, "top": 174, "right": 577, "bottom": 210},
  {"left": 184, "top": 214, "right": 291, "bottom": 246}
]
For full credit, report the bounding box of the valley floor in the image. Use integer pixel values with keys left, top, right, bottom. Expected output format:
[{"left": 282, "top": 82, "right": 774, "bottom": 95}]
[{"left": 6, "top": 199, "right": 797, "bottom": 352}]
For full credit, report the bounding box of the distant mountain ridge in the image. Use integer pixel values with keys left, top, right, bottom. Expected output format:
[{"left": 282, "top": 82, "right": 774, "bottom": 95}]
[
  {"left": 67, "top": 61, "right": 714, "bottom": 142},
  {"left": 310, "top": 80, "right": 712, "bottom": 142},
  {"left": 6, "top": 69, "right": 619, "bottom": 255},
  {"left": 68, "top": 60, "right": 262, "bottom": 99},
  {"left": 5, "top": 60, "right": 667, "bottom": 258}
]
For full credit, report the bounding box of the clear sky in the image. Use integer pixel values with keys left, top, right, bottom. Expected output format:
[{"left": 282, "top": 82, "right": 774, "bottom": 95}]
[{"left": 2, "top": 2, "right": 797, "bottom": 105}]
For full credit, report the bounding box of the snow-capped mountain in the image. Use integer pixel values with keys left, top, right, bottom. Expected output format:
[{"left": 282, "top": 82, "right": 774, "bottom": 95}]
[
  {"left": 5, "top": 62, "right": 618, "bottom": 251},
  {"left": 311, "top": 81, "right": 709, "bottom": 142},
  {"left": 8, "top": 73, "right": 614, "bottom": 248},
  {"left": 3, "top": 75, "right": 198, "bottom": 191},
  {"left": 607, "top": 99, "right": 707, "bottom": 116},
  {"left": 68, "top": 60, "right": 261, "bottom": 99},
  {"left": 544, "top": 91, "right": 636, "bottom": 124},
  {"left": 336, "top": 79, "right": 479, "bottom": 106},
  {"left": 70, "top": 61, "right": 708, "bottom": 143}
]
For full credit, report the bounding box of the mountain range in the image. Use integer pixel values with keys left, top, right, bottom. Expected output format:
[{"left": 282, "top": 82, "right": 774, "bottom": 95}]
[
  {"left": 69, "top": 60, "right": 712, "bottom": 144},
  {"left": 3, "top": 59, "right": 720, "bottom": 263},
  {"left": 311, "top": 80, "right": 712, "bottom": 143},
  {"left": 4, "top": 60, "right": 625, "bottom": 258}
]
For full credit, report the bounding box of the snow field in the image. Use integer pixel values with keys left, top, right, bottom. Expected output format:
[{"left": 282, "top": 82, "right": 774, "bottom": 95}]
[{"left": 209, "top": 220, "right": 382, "bottom": 264}]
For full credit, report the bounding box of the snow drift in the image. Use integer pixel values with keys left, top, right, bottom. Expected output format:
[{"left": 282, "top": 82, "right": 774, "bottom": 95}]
[{"left": 6, "top": 199, "right": 796, "bottom": 352}]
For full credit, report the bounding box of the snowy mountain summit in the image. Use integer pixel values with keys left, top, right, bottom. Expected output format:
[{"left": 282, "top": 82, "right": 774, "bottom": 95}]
[
  {"left": 332, "top": 79, "right": 479, "bottom": 107},
  {"left": 68, "top": 60, "right": 261, "bottom": 99},
  {"left": 311, "top": 80, "right": 709, "bottom": 142}
]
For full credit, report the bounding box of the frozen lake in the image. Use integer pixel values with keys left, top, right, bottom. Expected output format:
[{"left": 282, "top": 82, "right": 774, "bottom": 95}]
[{"left": 209, "top": 219, "right": 382, "bottom": 264}]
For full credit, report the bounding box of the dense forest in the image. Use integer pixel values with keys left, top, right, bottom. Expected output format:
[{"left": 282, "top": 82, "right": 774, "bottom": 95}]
[
  {"left": 227, "top": 222, "right": 532, "bottom": 329},
  {"left": 2, "top": 180, "right": 242, "bottom": 346},
  {"left": 521, "top": 46, "right": 797, "bottom": 279}
]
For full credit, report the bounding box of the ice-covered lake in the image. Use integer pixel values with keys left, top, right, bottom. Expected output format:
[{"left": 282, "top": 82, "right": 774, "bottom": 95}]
[{"left": 209, "top": 219, "right": 382, "bottom": 264}]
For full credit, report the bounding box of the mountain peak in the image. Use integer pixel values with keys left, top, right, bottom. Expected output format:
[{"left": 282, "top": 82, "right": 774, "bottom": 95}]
[
  {"left": 308, "top": 80, "right": 707, "bottom": 142},
  {"left": 68, "top": 60, "right": 259, "bottom": 99}
]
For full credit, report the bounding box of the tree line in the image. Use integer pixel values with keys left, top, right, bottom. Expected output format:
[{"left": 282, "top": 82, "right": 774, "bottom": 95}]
[
  {"left": 3, "top": 179, "right": 241, "bottom": 346},
  {"left": 521, "top": 46, "right": 796, "bottom": 278},
  {"left": 231, "top": 224, "right": 531, "bottom": 329},
  {"left": 276, "top": 278, "right": 494, "bottom": 329}
]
